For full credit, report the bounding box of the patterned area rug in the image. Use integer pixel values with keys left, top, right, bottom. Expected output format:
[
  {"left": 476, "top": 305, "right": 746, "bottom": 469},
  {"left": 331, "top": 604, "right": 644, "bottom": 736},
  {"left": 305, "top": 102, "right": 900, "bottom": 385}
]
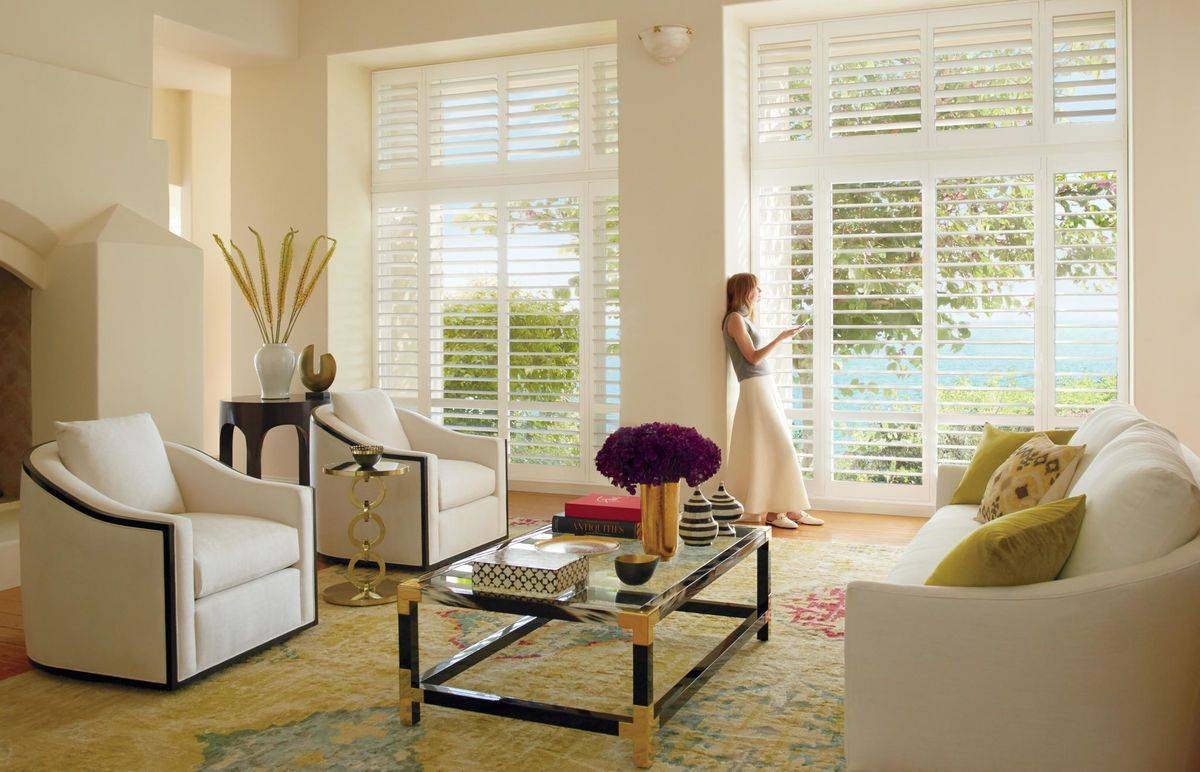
[{"left": 0, "top": 522, "right": 899, "bottom": 770}]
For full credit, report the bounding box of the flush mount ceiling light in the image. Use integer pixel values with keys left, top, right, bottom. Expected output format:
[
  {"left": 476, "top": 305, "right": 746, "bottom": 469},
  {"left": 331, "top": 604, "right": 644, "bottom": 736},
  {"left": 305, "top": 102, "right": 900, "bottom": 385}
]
[{"left": 638, "top": 25, "right": 694, "bottom": 64}]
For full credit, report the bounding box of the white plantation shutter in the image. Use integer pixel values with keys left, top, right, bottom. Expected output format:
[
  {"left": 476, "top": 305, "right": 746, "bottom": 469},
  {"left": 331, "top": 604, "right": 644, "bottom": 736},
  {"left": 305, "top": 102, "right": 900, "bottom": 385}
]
[
  {"left": 506, "top": 194, "right": 582, "bottom": 467},
  {"left": 428, "top": 72, "right": 500, "bottom": 168},
  {"left": 830, "top": 179, "right": 924, "bottom": 486},
  {"left": 826, "top": 29, "right": 923, "bottom": 138},
  {"left": 428, "top": 199, "right": 501, "bottom": 437},
  {"left": 755, "top": 35, "right": 815, "bottom": 146},
  {"left": 934, "top": 175, "right": 1037, "bottom": 462},
  {"left": 1054, "top": 169, "right": 1120, "bottom": 417},
  {"left": 1052, "top": 10, "right": 1118, "bottom": 124},
  {"left": 756, "top": 180, "right": 816, "bottom": 476},
  {"left": 373, "top": 73, "right": 420, "bottom": 178},
  {"left": 374, "top": 198, "right": 422, "bottom": 403},
  {"left": 506, "top": 64, "right": 581, "bottom": 162},
  {"left": 589, "top": 47, "right": 619, "bottom": 161},
  {"left": 590, "top": 187, "right": 620, "bottom": 467},
  {"left": 932, "top": 20, "right": 1035, "bottom": 131}
]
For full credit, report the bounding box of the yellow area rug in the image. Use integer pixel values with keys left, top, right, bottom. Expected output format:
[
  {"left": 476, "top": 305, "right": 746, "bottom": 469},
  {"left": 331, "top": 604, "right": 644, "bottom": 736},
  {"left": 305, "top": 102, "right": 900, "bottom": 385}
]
[{"left": 0, "top": 534, "right": 899, "bottom": 770}]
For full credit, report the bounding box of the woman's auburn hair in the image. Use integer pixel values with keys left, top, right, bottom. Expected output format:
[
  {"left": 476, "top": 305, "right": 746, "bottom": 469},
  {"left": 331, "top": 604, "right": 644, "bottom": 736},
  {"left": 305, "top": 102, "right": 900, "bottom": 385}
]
[{"left": 725, "top": 272, "right": 758, "bottom": 319}]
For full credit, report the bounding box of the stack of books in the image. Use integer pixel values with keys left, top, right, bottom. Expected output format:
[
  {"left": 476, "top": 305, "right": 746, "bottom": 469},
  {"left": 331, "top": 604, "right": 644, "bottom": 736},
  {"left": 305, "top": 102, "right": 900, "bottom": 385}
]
[{"left": 552, "top": 493, "right": 641, "bottom": 538}]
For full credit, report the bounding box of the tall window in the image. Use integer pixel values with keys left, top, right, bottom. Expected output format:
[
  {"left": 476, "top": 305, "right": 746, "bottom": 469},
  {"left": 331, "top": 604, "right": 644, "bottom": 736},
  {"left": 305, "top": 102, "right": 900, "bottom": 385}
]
[
  {"left": 372, "top": 46, "right": 619, "bottom": 483},
  {"left": 750, "top": 0, "right": 1126, "bottom": 509}
]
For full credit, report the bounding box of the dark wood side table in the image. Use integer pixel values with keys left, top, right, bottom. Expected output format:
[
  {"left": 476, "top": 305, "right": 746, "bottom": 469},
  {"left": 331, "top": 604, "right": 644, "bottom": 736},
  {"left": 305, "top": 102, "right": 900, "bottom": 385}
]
[{"left": 219, "top": 393, "right": 331, "bottom": 485}]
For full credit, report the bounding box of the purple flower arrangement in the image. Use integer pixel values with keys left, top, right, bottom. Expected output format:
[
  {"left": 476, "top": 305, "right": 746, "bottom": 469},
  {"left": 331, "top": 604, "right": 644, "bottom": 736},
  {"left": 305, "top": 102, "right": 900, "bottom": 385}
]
[{"left": 595, "top": 422, "right": 722, "bottom": 494}]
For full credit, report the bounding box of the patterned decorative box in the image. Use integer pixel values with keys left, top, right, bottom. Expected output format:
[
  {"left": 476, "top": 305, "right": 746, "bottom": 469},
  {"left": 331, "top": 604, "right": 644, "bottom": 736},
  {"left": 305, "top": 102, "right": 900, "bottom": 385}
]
[{"left": 471, "top": 548, "right": 589, "bottom": 599}]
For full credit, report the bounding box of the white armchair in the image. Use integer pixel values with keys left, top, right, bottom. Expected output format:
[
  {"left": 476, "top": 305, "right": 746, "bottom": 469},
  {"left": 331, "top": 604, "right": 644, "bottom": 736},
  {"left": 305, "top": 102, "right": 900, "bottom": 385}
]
[
  {"left": 311, "top": 390, "right": 508, "bottom": 569},
  {"left": 19, "top": 415, "right": 315, "bottom": 689}
]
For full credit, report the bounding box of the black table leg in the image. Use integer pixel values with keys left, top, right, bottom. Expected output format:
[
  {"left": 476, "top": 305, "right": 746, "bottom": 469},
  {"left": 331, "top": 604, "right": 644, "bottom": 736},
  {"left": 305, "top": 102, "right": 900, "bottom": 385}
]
[
  {"left": 295, "top": 426, "right": 310, "bottom": 485},
  {"left": 243, "top": 426, "right": 265, "bottom": 479},
  {"left": 399, "top": 597, "right": 421, "bottom": 726},
  {"left": 757, "top": 540, "right": 771, "bottom": 642},
  {"left": 624, "top": 617, "right": 655, "bottom": 768},
  {"left": 218, "top": 422, "right": 235, "bottom": 468}
]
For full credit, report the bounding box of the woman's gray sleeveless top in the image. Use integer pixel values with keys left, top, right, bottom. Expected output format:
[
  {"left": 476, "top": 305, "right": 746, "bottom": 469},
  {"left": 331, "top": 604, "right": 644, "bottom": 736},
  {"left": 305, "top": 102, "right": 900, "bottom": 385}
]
[{"left": 723, "top": 308, "right": 771, "bottom": 382}]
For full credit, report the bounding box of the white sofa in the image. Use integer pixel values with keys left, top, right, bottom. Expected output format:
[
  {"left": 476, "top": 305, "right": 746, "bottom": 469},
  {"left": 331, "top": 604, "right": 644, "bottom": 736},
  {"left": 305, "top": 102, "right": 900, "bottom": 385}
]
[
  {"left": 845, "top": 403, "right": 1200, "bottom": 771},
  {"left": 20, "top": 417, "right": 316, "bottom": 689},
  {"left": 310, "top": 390, "right": 508, "bottom": 569}
]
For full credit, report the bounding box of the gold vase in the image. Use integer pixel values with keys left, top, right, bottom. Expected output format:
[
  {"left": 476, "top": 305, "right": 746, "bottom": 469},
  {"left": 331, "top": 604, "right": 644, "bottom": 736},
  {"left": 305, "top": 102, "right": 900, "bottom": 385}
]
[{"left": 639, "top": 482, "right": 680, "bottom": 561}]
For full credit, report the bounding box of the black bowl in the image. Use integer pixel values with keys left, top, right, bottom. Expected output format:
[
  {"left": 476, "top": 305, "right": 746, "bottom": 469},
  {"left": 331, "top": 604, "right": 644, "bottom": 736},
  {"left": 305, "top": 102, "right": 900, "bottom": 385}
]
[
  {"left": 614, "top": 553, "right": 659, "bottom": 585},
  {"left": 350, "top": 444, "right": 383, "bottom": 469}
]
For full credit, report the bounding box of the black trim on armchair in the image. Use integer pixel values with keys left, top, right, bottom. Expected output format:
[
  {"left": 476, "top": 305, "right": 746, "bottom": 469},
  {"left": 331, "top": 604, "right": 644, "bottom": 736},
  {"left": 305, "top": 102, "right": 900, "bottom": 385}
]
[
  {"left": 312, "top": 413, "right": 511, "bottom": 571},
  {"left": 20, "top": 443, "right": 317, "bottom": 690}
]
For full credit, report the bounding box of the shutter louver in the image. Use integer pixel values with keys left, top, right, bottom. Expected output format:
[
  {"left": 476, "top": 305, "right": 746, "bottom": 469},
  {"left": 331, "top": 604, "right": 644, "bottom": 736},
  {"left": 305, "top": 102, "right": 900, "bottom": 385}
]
[
  {"left": 591, "top": 54, "right": 619, "bottom": 157},
  {"left": 1052, "top": 11, "right": 1118, "bottom": 124},
  {"left": 1054, "top": 169, "right": 1119, "bottom": 416},
  {"left": 757, "top": 182, "right": 816, "bottom": 477},
  {"left": 935, "top": 175, "right": 1037, "bottom": 461},
  {"left": 756, "top": 38, "right": 814, "bottom": 145},
  {"left": 591, "top": 191, "right": 620, "bottom": 462},
  {"left": 375, "top": 78, "right": 420, "bottom": 174},
  {"left": 507, "top": 195, "right": 582, "bottom": 467},
  {"left": 374, "top": 201, "right": 421, "bottom": 403},
  {"left": 933, "top": 21, "right": 1035, "bottom": 131},
  {"left": 827, "top": 30, "right": 923, "bottom": 138},
  {"left": 429, "top": 200, "right": 500, "bottom": 436},
  {"left": 428, "top": 73, "right": 500, "bottom": 167},
  {"left": 831, "top": 180, "right": 924, "bottom": 484},
  {"left": 506, "top": 65, "right": 581, "bottom": 162}
]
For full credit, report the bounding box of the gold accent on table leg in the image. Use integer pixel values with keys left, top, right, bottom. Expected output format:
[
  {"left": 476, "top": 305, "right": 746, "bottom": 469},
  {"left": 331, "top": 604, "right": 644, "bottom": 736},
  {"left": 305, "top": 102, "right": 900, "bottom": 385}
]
[
  {"left": 630, "top": 705, "right": 655, "bottom": 767},
  {"left": 396, "top": 581, "right": 423, "bottom": 608},
  {"left": 399, "top": 669, "right": 419, "bottom": 726},
  {"left": 324, "top": 476, "right": 396, "bottom": 606},
  {"left": 617, "top": 609, "right": 659, "bottom": 646}
]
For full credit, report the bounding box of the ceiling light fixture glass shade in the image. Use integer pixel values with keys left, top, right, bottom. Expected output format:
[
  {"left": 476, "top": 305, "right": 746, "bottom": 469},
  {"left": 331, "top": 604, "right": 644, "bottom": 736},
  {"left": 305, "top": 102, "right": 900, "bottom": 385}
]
[{"left": 638, "top": 25, "right": 694, "bottom": 64}]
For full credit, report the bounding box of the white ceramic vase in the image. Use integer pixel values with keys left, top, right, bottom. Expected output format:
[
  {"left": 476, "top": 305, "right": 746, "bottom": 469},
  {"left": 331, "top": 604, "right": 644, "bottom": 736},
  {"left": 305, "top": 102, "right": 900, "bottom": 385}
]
[{"left": 255, "top": 343, "right": 297, "bottom": 400}]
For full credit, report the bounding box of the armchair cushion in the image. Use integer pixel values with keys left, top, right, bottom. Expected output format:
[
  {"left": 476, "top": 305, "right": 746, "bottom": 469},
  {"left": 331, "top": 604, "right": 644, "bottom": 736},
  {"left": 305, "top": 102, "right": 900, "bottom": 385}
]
[
  {"left": 54, "top": 413, "right": 185, "bottom": 514},
  {"left": 183, "top": 513, "right": 299, "bottom": 598},
  {"left": 331, "top": 389, "right": 410, "bottom": 450},
  {"left": 440, "top": 460, "right": 496, "bottom": 510}
]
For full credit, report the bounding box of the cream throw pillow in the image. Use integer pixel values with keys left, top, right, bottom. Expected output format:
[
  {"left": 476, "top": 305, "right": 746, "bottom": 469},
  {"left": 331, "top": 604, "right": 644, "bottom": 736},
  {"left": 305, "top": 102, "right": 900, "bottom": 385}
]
[
  {"left": 977, "top": 435, "right": 1085, "bottom": 524},
  {"left": 331, "top": 388, "right": 411, "bottom": 450},
  {"left": 55, "top": 413, "right": 185, "bottom": 514},
  {"left": 1059, "top": 422, "right": 1200, "bottom": 578}
]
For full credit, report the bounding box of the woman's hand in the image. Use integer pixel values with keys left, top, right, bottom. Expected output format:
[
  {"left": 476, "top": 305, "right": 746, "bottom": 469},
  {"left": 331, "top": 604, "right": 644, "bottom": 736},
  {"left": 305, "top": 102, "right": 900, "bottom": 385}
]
[{"left": 775, "top": 323, "right": 808, "bottom": 342}]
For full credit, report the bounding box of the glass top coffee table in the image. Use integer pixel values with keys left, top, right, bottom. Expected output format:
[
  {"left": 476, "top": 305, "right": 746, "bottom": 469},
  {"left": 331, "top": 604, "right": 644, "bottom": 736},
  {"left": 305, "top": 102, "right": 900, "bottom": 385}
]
[{"left": 396, "top": 523, "right": 771, "bottom": 767}]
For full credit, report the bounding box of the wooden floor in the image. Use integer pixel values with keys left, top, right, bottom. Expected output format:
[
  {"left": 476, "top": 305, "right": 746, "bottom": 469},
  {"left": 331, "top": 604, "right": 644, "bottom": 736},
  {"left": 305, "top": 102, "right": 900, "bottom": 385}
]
[{"left": 0, "top": 492, "right": 922, "bottom": 680}]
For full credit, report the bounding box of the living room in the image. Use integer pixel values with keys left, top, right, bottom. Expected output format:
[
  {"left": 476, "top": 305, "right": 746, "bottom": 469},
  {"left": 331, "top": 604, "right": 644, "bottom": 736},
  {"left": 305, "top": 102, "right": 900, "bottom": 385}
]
[{"left": 2, "top": 0, "right": 1198, "bottom": 768}]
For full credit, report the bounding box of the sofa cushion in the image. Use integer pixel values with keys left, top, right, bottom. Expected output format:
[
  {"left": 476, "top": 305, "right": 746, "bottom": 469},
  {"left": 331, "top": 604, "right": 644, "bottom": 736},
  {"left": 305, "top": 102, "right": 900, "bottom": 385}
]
[
  {"left": 331, "top": 389, "right": 410, "bottom": 450},
  {"left": 439, "top": 460, "right": 496, "bottom": 510},
  {"left": 1059, "top": 423, "right": 1200, "bottom": 578},
  {"left": 949, "top": 424, "right": 1078, "bottom": 505},
  {"left": 184, "top": 513, "right": 300, "bottom": 598},
  {"left": 977, "top": 436, "right": 1085, "bottom": 523},
  {"left": 1068, "top": 401, "right": 1148, "bottom": 482},
  {"left": 55, "top": 413, "right": 185, "bottom": 514},
  {"left": 927, "top": 496, "right": 1087, "bottom": 587},
  {"left": 886, "top": 505, "right": 982, "bottom": 585}
]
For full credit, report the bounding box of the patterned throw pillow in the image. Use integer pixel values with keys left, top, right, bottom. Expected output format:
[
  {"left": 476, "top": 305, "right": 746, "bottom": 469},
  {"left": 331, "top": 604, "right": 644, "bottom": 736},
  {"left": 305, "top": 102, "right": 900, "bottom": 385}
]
[{"left": 977, "top": 435, "right": 1086, "bottom": 524}]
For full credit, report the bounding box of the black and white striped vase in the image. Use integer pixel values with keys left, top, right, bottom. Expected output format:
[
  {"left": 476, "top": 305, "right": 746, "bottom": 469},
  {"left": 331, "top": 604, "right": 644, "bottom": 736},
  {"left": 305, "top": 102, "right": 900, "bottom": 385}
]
[
  {"left": 679, "top": 488, "right": 718, "bottom": 547},
  {"left": 709, "top": 482, "right": 744, "bottom": 536}
]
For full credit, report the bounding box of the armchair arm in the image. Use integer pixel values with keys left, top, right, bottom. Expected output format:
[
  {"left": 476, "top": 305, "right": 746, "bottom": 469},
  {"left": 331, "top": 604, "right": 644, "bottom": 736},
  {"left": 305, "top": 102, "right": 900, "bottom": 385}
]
[
  {"left": 844, "top": 542, "right": 1200, "bottom": 771},
  {"left": 935, "top": 462, "right": 967, "bottom": 509},
  {"left": 397, "top": 408, "right": 506, "bottom": 473},
  {"left": 165, "top": 443, "right": 311, "bottom": 530},
  {"left": 20, "top": 443, "right": 198, "bottom": 682}
]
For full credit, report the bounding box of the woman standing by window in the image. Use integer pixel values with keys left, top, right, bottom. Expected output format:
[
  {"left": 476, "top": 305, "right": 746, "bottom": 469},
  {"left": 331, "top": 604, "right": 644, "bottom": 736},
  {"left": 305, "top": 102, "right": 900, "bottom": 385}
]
[{"left": 722, "top": 273, "right": 823, "bottom": 528}]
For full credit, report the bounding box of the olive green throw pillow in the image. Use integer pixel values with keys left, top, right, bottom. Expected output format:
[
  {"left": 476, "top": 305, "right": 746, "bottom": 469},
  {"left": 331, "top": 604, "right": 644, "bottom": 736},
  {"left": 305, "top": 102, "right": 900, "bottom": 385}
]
[
  {"left": 926, "top": 496, "right": 1087, "bottom": 587},
  {"left": 949, "top": 424, "right": 1078, "bottom": 505}
]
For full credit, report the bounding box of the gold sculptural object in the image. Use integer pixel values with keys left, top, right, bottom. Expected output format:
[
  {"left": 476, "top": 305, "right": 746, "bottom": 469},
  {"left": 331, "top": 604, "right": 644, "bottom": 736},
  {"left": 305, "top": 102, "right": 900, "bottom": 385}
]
[{"left": 300, "top": 344, "right": 337, "bottom": 392}]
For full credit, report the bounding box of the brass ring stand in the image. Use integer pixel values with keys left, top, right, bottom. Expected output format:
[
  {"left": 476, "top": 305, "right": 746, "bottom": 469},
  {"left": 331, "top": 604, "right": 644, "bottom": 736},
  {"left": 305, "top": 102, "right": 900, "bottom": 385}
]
[{"left": 322, "top": 460, "right": 409, "bottom": 607}]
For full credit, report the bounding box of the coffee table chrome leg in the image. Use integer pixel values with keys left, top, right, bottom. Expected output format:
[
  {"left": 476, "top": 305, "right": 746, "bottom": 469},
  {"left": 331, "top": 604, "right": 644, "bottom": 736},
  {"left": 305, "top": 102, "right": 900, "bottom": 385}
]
[
  {"left": 397, "top": 581, "right": 422, "bottom": 726},
  {"left": 757, "top": 539, "right": 771, "bottom": 642},
  {"left": 620, "top": 611, "right": 656, "bottom": 767}
]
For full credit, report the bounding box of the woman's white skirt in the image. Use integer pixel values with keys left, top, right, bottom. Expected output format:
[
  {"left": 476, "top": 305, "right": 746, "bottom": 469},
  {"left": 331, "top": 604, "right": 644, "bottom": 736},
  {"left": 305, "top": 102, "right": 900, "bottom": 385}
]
[{"left": 725, "top": 374, "right": 811, "bottom": 515}]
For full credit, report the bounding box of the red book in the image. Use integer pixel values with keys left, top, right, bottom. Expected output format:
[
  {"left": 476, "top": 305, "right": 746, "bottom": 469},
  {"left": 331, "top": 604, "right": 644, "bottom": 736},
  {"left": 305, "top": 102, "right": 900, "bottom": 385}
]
[{"left": 564, "top": 493, "right": 642, "bottom": 522}]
